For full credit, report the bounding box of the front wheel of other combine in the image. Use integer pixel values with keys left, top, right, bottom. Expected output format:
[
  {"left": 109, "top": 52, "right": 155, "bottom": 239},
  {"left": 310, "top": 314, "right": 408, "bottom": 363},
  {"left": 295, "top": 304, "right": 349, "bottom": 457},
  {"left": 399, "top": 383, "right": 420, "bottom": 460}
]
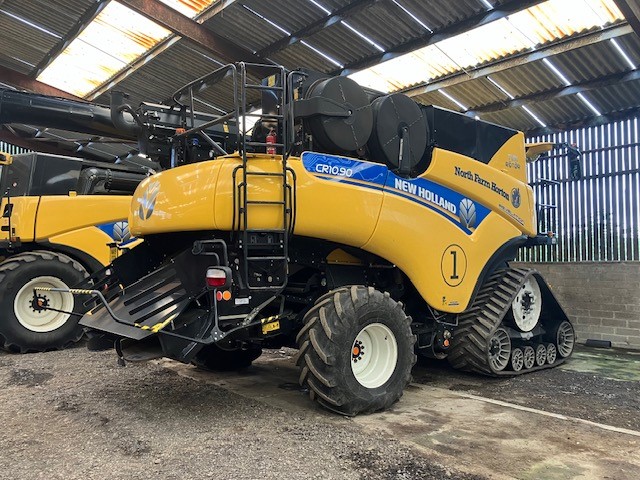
[
  {"left": 0, "top": 251, "right": 89, "bottom": 353},
  {"left": 296, "top": 286, "right": 416, "bottom": 416}
]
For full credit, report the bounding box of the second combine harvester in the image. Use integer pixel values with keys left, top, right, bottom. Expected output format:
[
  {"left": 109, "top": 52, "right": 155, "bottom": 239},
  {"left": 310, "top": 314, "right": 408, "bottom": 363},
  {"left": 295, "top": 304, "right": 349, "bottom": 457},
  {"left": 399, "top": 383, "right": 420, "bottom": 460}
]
[{"left": 46, "top": 64, "right": 575, "bottom": 415}]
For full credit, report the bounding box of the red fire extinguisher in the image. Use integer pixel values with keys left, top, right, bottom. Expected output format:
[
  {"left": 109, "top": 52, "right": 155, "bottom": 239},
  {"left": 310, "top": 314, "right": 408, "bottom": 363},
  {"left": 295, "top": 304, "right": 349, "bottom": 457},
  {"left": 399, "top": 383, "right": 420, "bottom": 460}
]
[{"left": 266, "top": 128, "right": 276, "bottom": 155}]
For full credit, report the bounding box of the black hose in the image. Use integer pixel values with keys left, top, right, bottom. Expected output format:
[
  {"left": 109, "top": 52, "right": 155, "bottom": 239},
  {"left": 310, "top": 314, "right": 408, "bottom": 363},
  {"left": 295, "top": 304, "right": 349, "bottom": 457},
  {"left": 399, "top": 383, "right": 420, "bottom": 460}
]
[{"left": 77, "top": 167, "right": 145, "bottom": 195}]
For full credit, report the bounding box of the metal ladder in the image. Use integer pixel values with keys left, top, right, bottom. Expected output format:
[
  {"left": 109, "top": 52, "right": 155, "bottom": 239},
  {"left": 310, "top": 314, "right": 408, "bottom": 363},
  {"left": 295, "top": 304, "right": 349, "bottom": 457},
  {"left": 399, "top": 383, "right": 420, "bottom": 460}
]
[{"left": 235, "top": 63, "right": 294, "bottom": 291}]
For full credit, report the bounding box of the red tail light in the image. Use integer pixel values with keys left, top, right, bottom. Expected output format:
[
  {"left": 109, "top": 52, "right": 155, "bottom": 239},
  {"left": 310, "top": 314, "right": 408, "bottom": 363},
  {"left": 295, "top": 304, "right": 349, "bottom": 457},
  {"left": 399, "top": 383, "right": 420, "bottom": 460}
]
[{"left": 206, "top": 267, "right": 231, "bottom": 289}]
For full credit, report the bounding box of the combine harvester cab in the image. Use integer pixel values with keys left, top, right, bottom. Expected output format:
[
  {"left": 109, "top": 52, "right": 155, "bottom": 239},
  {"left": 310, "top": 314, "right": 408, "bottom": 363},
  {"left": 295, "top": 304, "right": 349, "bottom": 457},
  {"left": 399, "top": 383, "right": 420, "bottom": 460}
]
[{"left": 58, "top": 63, "right": 575, "bottom": 415}]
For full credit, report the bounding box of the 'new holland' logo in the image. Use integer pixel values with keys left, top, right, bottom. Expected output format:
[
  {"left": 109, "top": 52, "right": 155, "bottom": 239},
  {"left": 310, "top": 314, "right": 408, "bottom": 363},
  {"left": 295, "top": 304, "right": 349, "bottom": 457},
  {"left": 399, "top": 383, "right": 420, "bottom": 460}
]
[
  {"left": 458, "top": 198, "right": 476, "bottom": 229},
  {"left": 393, "top": 178, "right": 457, "bottom": 214},
  {"left": 137, "top": 181, "right": 160, "bottom": 221}
]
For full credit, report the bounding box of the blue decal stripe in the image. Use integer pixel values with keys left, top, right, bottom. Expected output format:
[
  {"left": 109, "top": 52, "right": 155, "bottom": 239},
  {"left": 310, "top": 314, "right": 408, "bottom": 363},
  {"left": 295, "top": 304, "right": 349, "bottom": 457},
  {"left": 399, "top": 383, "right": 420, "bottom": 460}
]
[
  {"left": 315, "top": 174, "right": 385, "bottom": 192},
  {"left": 302, "top": 151, "right": 492, "bottom": 234}
]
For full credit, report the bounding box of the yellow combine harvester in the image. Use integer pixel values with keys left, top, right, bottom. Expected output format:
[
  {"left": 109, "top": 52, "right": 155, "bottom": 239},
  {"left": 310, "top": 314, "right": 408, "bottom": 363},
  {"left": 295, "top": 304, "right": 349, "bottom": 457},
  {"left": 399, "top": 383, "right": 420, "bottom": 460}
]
[
  {"left": 0, "top": 151, "right": 138, "bottom": 352},
  {"left": 48, "top": 64, "right": 575, "bottom": 415},
  {"left": 0, "top": 85, "right": 234, "bottom": 353}
]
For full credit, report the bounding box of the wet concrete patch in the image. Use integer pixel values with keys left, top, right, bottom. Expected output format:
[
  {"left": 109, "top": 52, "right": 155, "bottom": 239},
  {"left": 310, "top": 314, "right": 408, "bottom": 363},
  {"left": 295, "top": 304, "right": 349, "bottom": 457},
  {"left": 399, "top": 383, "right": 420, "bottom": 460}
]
[{"left": 7, "top": 368, "right": 53, "bottom": 387}]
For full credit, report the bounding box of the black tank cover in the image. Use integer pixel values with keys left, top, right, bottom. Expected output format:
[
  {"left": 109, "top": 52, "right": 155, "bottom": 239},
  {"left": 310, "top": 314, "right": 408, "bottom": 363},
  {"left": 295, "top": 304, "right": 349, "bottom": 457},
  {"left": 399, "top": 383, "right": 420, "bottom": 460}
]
[
  {"left": 367, "top": 93, "right": 428, "bottom": 173},
  {"left": 305, "top": 76, "right": 373, "bottom": 153}
]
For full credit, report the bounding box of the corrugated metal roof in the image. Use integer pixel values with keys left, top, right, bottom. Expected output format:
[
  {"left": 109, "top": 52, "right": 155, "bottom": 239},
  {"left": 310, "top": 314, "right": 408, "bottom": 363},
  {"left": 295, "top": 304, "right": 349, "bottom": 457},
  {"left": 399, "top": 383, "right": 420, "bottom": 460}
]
[
  {"left": 1, "top": 0, "right": 638, "bottom": 141},
  {"left": 37, "top": 2, "right": 173, "bottom": 97},
  {"left": 350, "top": 0, "right": 626, "bottom": 93},
  {"left": 93, "top": 40, "right": 260, "bottom": 114},
  {"left": 36, "top": 0, "right": 217, "bottom": 98}
]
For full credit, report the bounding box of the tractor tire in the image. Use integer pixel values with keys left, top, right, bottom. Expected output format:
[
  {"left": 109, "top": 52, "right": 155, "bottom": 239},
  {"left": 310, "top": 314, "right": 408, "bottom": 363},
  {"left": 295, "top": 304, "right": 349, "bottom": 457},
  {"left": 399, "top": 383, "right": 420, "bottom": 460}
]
[
  {"left": 192, "top": 344, "right": 262, "bottom": 371},
  {"left": 296, "top": 286, "right": 416, "bottom": 416},
  {"left": 0, "top": 251, "right": 89, "bottom": 353}
]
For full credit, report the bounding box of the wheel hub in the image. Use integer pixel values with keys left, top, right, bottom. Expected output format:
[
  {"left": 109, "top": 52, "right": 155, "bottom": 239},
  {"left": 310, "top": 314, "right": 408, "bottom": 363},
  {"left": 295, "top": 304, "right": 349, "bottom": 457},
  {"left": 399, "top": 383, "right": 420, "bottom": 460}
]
[
  {"left": 30, "top": 294, "right": 50, "bottom": 313},
  {"left": 511, "top": 277, "right": 542, "bottom": 332},
  {"left": 350, "top": 323, "right": 398, "bottom": 389},
  {"left": 14, "top": 276, "right": 73, "bottom": 333},
  {"left": 352, "top": 339, "right": 365, "bottom": 362}
]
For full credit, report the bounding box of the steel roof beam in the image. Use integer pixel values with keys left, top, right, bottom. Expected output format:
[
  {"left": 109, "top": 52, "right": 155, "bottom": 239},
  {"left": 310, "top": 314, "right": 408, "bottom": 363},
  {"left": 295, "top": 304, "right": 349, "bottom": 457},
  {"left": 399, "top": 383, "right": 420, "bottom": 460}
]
[
  {"left": 403, "top": 23, "right": 633, "bottom": 97},
  {"left": 0, "top": 65, "right": 84, "bottom": 100},
  {"left": 336, "top": 0, "right": 547, "bottom": 76},
  {"left": 257, "top": 0, "right": 378, "bottom": 58},
  {"left": 468, "top": 69, "right": 640, "bottom": 116},
  {"left": 118, "top": 0, "right": 264, "bottom": 64},
  {"left": 30, "top": 0, "right": 110, "bottom": 79},
  {"left": 614, "top": 0, "right": 640, "bottom": 37}
]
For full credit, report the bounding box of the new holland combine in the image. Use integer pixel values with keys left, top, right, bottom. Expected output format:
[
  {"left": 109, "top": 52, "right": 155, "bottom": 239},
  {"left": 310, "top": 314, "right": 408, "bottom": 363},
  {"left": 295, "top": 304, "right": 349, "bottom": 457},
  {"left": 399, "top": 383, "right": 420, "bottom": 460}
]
[
  {"left": 35, "top": 63, "right": 575, "bottom": 415},
  {"left": 0, "top": 88, "right": 231, "bottom": 352}
]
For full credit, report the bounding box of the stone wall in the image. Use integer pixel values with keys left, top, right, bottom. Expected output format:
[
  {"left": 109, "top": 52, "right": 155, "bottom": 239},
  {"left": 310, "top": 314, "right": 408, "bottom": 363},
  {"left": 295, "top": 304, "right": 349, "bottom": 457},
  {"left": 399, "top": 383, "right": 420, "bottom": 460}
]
[{"left": 512, "top": 262, "right": 640, "bottom": 349}]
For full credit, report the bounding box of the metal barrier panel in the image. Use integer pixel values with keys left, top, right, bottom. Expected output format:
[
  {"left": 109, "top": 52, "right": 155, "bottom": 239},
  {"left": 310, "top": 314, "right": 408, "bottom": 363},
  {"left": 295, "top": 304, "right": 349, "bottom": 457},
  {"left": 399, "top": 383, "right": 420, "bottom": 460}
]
[
  {"left": 0, "top": 141, "right": 29, "bottom": 155},
  {"left": 521, "top": 115, "right": 640, "bottom": 262}
]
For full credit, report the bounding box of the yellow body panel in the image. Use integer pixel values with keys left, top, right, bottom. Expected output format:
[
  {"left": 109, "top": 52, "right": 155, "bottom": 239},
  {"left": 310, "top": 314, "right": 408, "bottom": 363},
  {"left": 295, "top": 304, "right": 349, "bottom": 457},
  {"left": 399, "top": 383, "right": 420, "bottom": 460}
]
[
  {"left": 130, "top": 140, "right": 536, "bottom": 313},
  {"left": 428, "top": 149, "right": 537, "bottom": 236},
  {"left": 2, "top": 195, "right": 133, "bottom": 268},
  {"left": 1, "top": 197, "right": 40, "bottom": 242}
]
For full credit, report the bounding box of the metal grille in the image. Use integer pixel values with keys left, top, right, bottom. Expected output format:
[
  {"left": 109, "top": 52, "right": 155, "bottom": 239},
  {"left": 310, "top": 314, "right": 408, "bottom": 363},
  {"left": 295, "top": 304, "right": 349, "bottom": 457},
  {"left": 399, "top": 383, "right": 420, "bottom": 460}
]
[
  {"left": 520, "top": 115, "right": 640, "bottom": 262},
  {"left": 0, "top": 141, "right": 29, "bottom": 155}
]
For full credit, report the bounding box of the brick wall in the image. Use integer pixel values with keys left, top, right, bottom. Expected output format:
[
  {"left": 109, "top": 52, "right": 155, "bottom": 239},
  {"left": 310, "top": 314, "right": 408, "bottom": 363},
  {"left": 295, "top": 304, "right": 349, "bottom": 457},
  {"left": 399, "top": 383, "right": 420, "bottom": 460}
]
[{"left": 512, "top": 262, "right": 640, "bottom": 349}]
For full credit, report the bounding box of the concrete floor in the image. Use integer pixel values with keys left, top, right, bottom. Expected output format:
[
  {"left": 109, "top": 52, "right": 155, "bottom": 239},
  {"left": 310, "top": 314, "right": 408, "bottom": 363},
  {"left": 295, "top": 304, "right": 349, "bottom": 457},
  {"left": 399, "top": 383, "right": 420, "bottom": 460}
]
[
  {"left": 1, "top": 344, "right": 639, "bottom": 479},
  {"left": 164, "top": 345, "right": 640, "bottom": 479}
]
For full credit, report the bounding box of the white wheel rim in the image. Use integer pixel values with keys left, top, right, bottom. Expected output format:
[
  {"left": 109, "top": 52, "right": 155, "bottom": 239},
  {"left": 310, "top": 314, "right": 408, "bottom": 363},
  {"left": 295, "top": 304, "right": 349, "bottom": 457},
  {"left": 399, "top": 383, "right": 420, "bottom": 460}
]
[
  {"left": 512, "top": 277, "right": 542, "bottom": 332},
  {"left": 546, "top": 343, "right": 557, "bottom": 364},
  {"left": 488, "top": 328, "right": 511, "bottom": 372},
  {"left": 557, "top": 321, "right": 575, "bottom": 357},
  {"left": 511, "top": 348, "right": 524, "bottom": 372},
  {"left": 14, "top": 276, "right": 73, "bottom": 332},
  {"left": 351, "top": 323, "right": 398, "bottom": 389},
  {"left": 535, "top": 344, "right": 547, "bottom": 366},
  {"left": 523, "top": 346, "right": 535, "bottom": 369}
]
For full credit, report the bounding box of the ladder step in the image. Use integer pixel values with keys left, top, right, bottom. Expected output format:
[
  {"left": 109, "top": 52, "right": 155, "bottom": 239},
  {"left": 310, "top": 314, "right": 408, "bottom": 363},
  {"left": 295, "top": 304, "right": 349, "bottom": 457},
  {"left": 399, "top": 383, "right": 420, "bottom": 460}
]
[
  {"left": 246, "top": 200, "right": 285, "bottom": 205},
  {"left": 248, "top": 284, "right": 287, "bottom": 291},
  {"left": 245, "top": 171, "right": 286, "bottom": 177},
  {"left": 244, "top": 84, "right": 284, "bottom": 91},
  {"left": 244, "top": 113, "right": 283, "bottom": 119},
  {"left": 246, "top": 256, "right": 287, "bottom": 261}
]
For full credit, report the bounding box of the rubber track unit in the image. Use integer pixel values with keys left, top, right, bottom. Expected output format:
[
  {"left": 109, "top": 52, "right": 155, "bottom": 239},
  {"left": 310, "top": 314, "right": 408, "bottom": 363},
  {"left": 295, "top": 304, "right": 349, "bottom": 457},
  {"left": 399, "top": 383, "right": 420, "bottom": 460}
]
[
  {"left": 0, "top": 251, "right": 87, "bottom": 353},
  {"left": 447, "top": 267, "right": 568, "bottom": 376}
]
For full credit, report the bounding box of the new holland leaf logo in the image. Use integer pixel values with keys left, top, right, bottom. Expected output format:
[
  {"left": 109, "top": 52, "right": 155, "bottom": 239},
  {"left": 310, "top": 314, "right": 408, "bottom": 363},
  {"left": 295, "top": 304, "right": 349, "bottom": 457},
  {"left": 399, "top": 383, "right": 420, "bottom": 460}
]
[
  {"left": 458, "top": 198, "right": 476, "bottom": 229},
  {"left": 137, "top": 181, "right": 160, "bottom": 221}
]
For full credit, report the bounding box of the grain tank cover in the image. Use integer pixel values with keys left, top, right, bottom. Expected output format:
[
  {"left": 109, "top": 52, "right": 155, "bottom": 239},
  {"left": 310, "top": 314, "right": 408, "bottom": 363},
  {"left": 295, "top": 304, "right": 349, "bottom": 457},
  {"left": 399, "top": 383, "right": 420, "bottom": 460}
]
[
  {"left": 368, "top": 93, "right": 428, "bottom": 175},
  {"left": 304, "top": 76, "right": 373, "bottom": 153}
]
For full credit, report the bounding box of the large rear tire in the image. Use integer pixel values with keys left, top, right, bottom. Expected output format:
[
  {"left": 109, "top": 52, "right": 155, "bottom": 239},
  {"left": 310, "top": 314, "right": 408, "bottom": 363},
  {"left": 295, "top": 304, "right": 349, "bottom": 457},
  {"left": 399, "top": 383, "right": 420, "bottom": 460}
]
[
  {"left": 0, "top": 251, "right": 89, "bottom": 353},
  {"left": 296, "top": 286, "right": 416, "bottom": 416}
]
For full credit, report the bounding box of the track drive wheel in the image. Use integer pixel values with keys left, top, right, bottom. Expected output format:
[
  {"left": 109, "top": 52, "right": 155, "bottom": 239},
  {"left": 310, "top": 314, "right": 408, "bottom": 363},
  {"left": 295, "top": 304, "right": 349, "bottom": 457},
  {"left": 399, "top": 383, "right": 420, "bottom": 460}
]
[
  {"left": 296, "top": 286, "right": 416, "bottom": 416},
  {"left": 193, "top": 344, "right": 262, "bottom": 371},
  {"left": 0, "top": 251, "right": 88, "bottom": 353},
  {"left": 510, "top": 276, "right": 542, "bottom": 332}
]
